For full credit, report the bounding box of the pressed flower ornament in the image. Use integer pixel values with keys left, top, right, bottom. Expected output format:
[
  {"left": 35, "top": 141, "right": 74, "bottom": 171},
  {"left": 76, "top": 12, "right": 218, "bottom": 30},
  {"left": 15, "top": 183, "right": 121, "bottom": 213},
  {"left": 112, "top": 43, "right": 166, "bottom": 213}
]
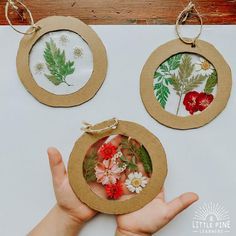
[
  {"left": 68, "top": 118, "right": 167, "bottom": 214},
  {"left": 5, "top": 0, "right": 107, "bottom": 107},
  {"left": 140, "top": 1, "right": 232, "bottom": 129}
]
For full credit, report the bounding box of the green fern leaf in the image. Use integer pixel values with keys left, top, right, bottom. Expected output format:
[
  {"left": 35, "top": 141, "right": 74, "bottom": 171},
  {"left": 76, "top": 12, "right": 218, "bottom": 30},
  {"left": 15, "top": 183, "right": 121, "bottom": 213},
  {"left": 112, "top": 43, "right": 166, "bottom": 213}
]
[
  {"left": 154, "top": 80, "right": 170, "bottom": 108},
  {"left": 43, "top": 38, "right": 75, "bottom": 86},
  {"left": 170, "top": 74, "right": 181, "bottom": 96},
  {"left": 178, "top": 54, "right": 194, "bottom": 82},
  {"left": 153, "top": 54, "right": 183, "bottom": 109},
  {"left": 167, "top": 53, "right": 182, "bottom": 70},
  {"left": 184, "top": 75, "right": 206, "bottom": 94}
]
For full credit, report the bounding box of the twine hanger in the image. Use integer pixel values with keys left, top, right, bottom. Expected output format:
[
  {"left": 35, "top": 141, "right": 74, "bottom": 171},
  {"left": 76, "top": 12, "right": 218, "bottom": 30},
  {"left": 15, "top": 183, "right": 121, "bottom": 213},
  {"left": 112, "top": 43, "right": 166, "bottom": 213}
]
[
  {"left": 175, "top": 1, "right": 203, "bottom": 47},
  {"left": 5, "top": 0, "right": 41, "bottom": 35},
  {"left": 81, "top": 118, "right": 119, "bottom": 134}
]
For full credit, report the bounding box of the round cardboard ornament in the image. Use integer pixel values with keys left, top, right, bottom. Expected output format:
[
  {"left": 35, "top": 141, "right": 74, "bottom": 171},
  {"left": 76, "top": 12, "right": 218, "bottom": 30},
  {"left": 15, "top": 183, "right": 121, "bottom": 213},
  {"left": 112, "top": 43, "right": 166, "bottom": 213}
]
[
  {"left": 140, "top": 2, "right": 232, "bottom": 129},
  {"left": 6, "top": 1, "right": 107, "bottom": 107},
  {"left": 68, "top": 119, "right": 167, "bottom": 214}
]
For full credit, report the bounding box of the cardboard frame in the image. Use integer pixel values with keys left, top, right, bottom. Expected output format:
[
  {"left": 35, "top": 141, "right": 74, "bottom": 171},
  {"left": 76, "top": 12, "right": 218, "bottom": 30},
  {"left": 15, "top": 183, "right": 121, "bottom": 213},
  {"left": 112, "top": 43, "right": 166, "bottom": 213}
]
[
  {"left": 140, "top": 39, "right": 232, "bottom": 129},
  {"left": 17, "top": 16, "right": 107, "bottom": 107},
  {"left": 68, "top": 119, "right": 167, "bottom": 214}
]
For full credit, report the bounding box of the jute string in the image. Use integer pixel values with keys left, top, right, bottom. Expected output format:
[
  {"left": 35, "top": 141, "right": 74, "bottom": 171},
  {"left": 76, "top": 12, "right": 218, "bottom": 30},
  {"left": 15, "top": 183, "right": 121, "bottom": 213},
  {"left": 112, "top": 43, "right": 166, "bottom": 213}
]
[
  {"left": 81, "top": 118, "right": 119, "bottom": 134},
  {"left": 5, "top": 0, "right": 41, "bottom": 35},
  {"left": 175, "top": 1, "right": 203, "bottom": 47}
]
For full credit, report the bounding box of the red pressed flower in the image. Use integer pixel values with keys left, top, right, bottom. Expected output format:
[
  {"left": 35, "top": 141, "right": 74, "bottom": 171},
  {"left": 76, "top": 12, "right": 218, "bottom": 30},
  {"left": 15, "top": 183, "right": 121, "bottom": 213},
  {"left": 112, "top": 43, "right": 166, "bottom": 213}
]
[
  {"left": 183, "top": 91, "right": 199, "bottom": 115},
  {"left": 197, "top": 92, "right": 214, "bottom": 111},
  {"left": 105, "top": 182, "right": 123, "bottom": 200},
  {"left": 98, "top": 143, "right": 117, "bottom": 160}
]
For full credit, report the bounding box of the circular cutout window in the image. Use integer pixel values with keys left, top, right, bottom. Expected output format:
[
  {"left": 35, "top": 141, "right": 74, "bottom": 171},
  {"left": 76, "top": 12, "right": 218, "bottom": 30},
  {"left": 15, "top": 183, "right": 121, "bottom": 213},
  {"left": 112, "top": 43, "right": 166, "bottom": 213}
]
[
  {"left": 140, "top": 39, "right": 232, "bottom": 129},
  {"left": 153, "top": 53, "right": 217, "bottom": 117},
  {"left": 83, "top": 135, "right": 152, "bottom": 201},
  {"left": 30, "top": 30, "right": 93, "bottom": 95}
]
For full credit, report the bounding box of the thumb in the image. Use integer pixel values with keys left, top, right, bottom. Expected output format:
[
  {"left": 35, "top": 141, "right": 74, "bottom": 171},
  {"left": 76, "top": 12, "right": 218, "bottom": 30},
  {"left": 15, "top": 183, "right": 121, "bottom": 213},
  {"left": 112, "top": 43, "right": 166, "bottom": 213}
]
[
  {"left": 167, "top": 192, "right": 199, "bottom": 220},
  {"left": 47, "top": 147, "right": 66, "bottom": 187}
]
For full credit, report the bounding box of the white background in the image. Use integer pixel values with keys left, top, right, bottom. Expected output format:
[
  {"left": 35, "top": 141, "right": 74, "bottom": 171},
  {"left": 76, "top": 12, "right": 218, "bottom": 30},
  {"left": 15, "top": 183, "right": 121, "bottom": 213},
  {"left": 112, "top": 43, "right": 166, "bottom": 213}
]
[{"left": 0, "top": 25, "right": 235, "bottom": 236}]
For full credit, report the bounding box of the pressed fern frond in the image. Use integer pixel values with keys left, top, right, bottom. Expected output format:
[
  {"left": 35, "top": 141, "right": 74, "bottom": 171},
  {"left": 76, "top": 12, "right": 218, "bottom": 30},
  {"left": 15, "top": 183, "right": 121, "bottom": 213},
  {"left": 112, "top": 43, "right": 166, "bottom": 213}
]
[
  {"left": 170, "top": 54, "right": 207, "bottom": 115},
  {"left": 184, "top": 75, "right": 206, "bottom": 94},
  {"left": 178, "top": 54, "right": 194, "bottom": 82},
  {"left": 153, "top": 54, "right": 182, "bottom": 108},
  {"left": 44, "top": 38, "right": 75, "bottom": 86}
]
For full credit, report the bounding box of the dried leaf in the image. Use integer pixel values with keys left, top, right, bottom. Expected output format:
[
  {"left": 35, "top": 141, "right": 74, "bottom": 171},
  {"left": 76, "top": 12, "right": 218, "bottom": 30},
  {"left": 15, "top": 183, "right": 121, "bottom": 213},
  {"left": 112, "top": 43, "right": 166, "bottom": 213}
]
[
  {"left": 137, "top": 145, "right": 152, "bottom": 174},
  {"left": 184, "top": 74, "right": 206, "bottom": 94},
  {"left": 83, "top": 152, "right": 97, "bottom": 182},
  {"left": 44, "top": 38, "right": 75, "bottom": 86},
  {"left": 204, "top": 70, "right": 217, "bottom": 94}
]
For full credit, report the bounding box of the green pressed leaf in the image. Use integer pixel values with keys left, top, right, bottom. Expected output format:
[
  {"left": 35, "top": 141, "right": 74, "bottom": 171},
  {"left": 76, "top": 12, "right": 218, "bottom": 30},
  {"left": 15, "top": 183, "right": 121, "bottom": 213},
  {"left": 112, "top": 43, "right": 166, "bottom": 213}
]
[
  {"left": 120, "top": 155, "right": 127, "bottom": 162},
  {"left": 120, "top": 155, "right": 138, "bottom": 171},
  {"left": 153, "top": 54, "right": 182, "bottom": 108},
  {"left": 154, "top": 72, "right": 171, "bottom": 109},
  {"left": 127, "top": 163, "right": 138, "bottom": 171},
  {"left": 184, "top": 75, "right": 206, "bottom": 94},
  {"left": 170, "top": 54, "right": 207, "bottom": 95},
  {"left": 154, "top": 71, "right": 162, "bottom": 79},
  {"left": 178, "top": 54, "right": 194, "bottom": 82},
  {"left": 137, "top": 145, "right": 152, "bottom": 174},
  {"left": 170, "top": 74, "right": 181, "bottom": 96},
  {"left": 83, "top": 153, "right": 97, "bottom": 182},
  {"left": 204, "top": 70, "right": 217, "bottom": 94},
  {"left": 43, "top": 38, "right": 75, "bottom": 86},
  {"left": 45, "top": 75, "right": 62, "bottom": 86},
  {"left": 160, "top": 63, "right": 169, "bottom": 73},
  {"left": 154, "top": 82, "right": 170, "bottom": 108},
  {"left": 167, "top": 53, "right": 182, "bottom": 70}
]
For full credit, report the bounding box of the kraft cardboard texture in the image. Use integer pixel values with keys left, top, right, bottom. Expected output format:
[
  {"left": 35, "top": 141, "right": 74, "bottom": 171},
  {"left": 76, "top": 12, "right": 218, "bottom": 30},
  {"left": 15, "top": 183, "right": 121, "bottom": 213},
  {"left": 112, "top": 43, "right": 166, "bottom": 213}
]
[
  {"left": 140, "top": 39, "right": 232, "bottom": 129},
  {"left": 68, "top": 119, "right": 167, "bottom": 214},
  {"left": 17, "top": 16, "right": 107, "bottom": 107}
]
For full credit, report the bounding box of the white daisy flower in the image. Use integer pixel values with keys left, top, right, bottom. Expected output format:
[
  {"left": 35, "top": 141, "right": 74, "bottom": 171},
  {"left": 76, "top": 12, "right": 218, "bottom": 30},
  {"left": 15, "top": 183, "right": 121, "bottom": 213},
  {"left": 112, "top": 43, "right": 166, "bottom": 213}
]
[
  {"left": 195, "top": 57, "right": 214, "bottom": 76},
  {"left": 125, "top": 172, "right": 148, "bottom": 194}
]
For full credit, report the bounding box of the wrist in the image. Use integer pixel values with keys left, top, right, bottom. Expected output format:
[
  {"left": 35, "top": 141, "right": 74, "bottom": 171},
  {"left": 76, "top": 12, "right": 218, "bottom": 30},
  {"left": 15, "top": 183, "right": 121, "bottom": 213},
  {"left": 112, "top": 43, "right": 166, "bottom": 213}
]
[
  {"left": 54, "top": 204, "right": 83, "bottom": 231},
  {"left": 28, "top": 205, "right": 83, "bottom": 236},
  {"left": 115, "top": 228, "right": 151, "bottom": 236}
]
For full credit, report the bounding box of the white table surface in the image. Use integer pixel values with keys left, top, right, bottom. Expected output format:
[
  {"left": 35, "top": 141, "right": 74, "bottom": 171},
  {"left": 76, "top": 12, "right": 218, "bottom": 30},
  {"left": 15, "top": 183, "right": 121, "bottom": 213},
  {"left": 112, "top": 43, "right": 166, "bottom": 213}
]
[{"left": 0, "top": 25, "right": 235, "bottom": 236}]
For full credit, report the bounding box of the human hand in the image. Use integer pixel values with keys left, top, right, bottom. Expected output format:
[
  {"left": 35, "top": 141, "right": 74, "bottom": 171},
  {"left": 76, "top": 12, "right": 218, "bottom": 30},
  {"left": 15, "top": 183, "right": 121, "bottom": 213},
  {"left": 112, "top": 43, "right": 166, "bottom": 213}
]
[
  {"left": 116, "top": 189, "right": 198, "bottom": 236},
  {"left": 29, "top": 147, "right": 97, "bottom": 236},
  {"left": 47, "top": 147, "right": 96, "bottom": 226}
]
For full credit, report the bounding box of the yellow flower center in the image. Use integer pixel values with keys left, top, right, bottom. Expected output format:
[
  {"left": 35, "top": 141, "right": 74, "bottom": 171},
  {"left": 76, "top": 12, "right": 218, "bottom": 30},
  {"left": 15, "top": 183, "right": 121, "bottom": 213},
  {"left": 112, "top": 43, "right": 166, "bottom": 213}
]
[
  {"left": 201, "top": 60, "right": 211, "bottom": 70},
  {"left": 131, "top": 178, "right": 141, "bottom": 187}
]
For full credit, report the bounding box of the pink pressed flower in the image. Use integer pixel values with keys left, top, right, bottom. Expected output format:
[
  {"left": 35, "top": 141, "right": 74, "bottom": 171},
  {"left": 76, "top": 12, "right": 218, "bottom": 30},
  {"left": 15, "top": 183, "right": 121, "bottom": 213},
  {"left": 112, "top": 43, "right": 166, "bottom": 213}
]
[{"left": 95, "top": 159, "right": 122, "bottom": 185}]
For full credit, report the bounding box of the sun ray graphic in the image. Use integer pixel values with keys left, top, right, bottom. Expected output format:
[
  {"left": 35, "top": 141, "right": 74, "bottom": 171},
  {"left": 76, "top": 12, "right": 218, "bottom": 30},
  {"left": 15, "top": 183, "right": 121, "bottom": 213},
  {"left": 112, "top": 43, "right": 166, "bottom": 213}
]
[{"left": 194, "top": 202, "right": 230, "bottom": 221}]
